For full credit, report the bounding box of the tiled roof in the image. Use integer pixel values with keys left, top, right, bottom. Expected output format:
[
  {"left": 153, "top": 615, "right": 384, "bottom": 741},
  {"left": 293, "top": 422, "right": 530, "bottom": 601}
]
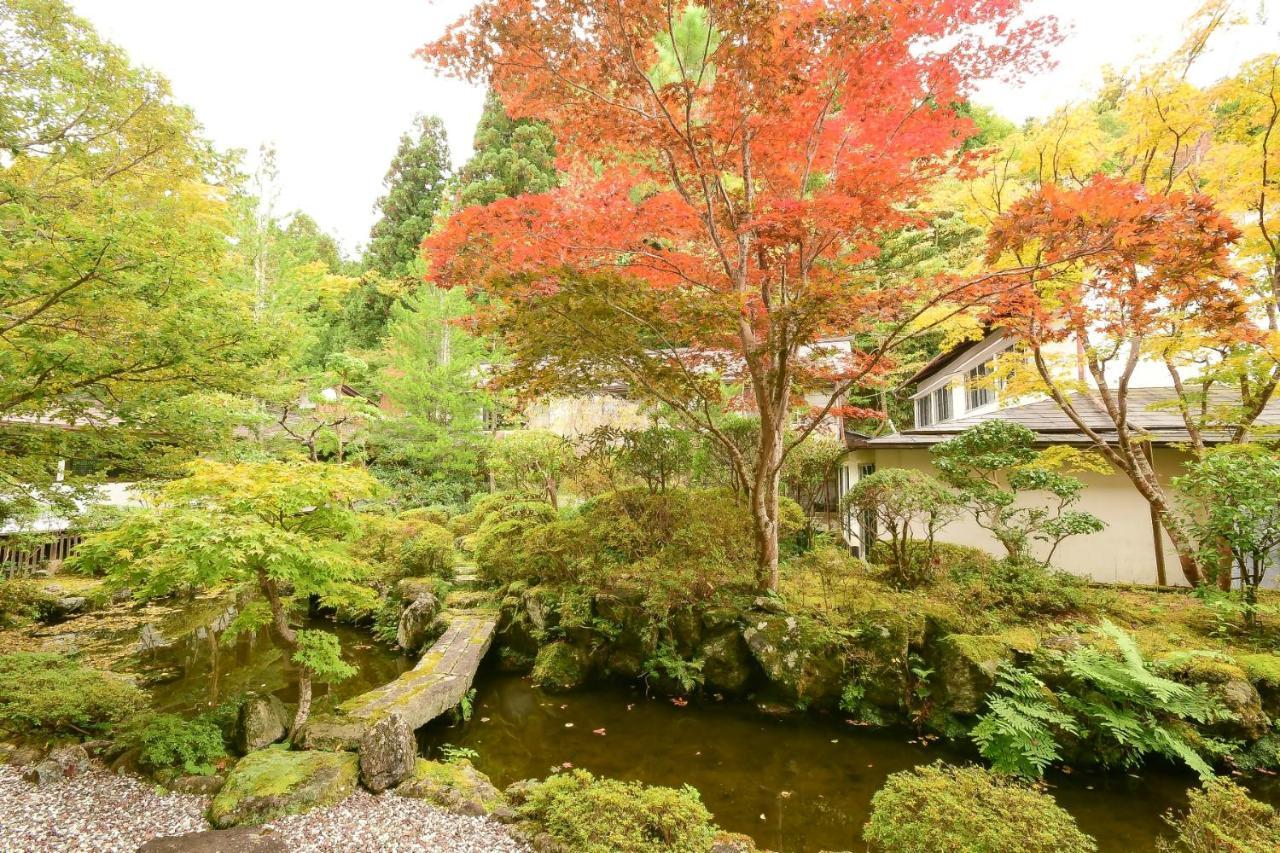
[{"left": 852, "top": 388, "right": 1280, "bottom": 449}]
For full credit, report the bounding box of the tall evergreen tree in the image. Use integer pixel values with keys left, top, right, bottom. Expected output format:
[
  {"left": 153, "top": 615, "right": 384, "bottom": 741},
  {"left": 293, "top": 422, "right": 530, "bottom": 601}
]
[
  {"left": 453, "top": 91, "right": 557, "bottom": 209},
  {"left": 365, "top": 114, "right": 451, "bottom": 277}
]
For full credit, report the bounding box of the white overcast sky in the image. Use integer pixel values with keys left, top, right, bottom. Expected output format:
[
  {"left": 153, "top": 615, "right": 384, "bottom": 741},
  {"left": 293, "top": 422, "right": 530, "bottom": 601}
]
[{"left": 70, "top": 0, "right": 1278, "bottom": 256}]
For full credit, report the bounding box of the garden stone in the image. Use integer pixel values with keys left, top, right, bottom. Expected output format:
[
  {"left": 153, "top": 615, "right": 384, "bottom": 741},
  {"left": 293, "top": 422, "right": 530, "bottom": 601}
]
[
  {"left": 1212, "top": 679, "right": 1269, "bottom": 742},
  {"left": 751, "top": 595, "right": 786, "bottom": 615},
  {"left": 522, "top": 587, "right": 559, "bottom": 631},
  {"left": 395, "top": 757, "right": 504, "bottom": 816},
  {"left": 932, "top": 632, "right": 1036, "bottom": 717},
  {"left": 358, "top": 711, "right": 416, "bottom": 792},
  {"left": 700, "top": 631, "right": 755, "bottom": 694},
  {"left": 236, "top": 695, "right": 288, "bottom": 753},
  {"left": 742, "top": 615, "right": 843, "bottom": 707},
  {"left": 138, "top": 827, "right": 287, "bottom": 852},
  {"left": 606, "top": 648, "right": 646, "bottom": 680},
  {"left": 702, "top": 606, "right": 742, "bottom": 633},
  {"left": 396, "top": 593, "right": 441, "bottom": 653},
  {"left": 208, "top": 748, "right": 359, "bottom": 827},
  {"left": 5, "top": 744, "right": 43, "bottom": 766},
  {"left": 49, "top": 596, "right": 87, "bottom": 618},
  {"left": 395, "top": 576, "right": 438, "bottom": 603},
  {"left": 669, "top": 606, "right": 702, "bottom": 657},
  {"left": 22, "top": 743, "right": 89, "bottom": 785},
  {"left": 170, "top": 774, "right": 226, "bottom": 795},
  {"left": 532, "top": 642, "right": 593, "bottom": 692}
]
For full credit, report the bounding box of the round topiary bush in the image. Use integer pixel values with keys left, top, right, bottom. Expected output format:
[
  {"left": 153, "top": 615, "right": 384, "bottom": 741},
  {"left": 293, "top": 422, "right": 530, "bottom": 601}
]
[
  {"left": 1160, "top": 779, "right": 1280, "bottom": 852},
  {"left": 516, "top": 769, "right": 719, "bottom": 853},
  {"left": 399, "top": 523, "right": 457, "bottom": 578},
  {"left": 864, "top": 762, "right": 1096, "bottom": 853}
]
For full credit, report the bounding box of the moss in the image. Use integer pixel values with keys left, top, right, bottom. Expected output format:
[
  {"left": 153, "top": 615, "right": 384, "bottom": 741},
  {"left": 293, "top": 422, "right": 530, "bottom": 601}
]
[
  {"left": 1155, "top": 653, "right": 1248, "bottom": 685},
  {"left": 932, "top": 629, "right": 1039, "bottom": 717},
  {"left": 1240, "top": 653, "right": 1280, "bottom": 687},
  {"left": 864, "top": 762, "right": 1096, "bottom": 853},
  {"left": 208, "top": 747, "right": 359, "bottom": 828},
  {"left": 396, "top": 758, "right": 503, "bottom": 814},
  {"left": 531, "top": 642, "right": 593, "bottom": 692},
  {"left": 516, "top": 769, "right": 719, "bottom": 853}
]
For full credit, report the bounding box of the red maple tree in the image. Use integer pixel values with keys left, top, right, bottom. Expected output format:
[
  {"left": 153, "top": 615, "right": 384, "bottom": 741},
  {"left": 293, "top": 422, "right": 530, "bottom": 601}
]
[
  {"left": 420, "top": 0, "right": 1057, "bottom": 590},
  {"left": 985, "top": 177, "right": 1246, "bottom": 585}
]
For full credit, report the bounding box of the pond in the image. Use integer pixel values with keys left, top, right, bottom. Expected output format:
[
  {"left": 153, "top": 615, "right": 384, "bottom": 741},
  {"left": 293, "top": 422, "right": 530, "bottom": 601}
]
[{"left": 421, "top": 668, "right": 1280, "bottom": 853}]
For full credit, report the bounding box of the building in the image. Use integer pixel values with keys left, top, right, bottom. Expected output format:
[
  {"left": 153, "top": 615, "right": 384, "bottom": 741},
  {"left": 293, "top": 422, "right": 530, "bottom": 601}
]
[{"left": 835, "top": 329, "right": 1280, "bottom": 586}]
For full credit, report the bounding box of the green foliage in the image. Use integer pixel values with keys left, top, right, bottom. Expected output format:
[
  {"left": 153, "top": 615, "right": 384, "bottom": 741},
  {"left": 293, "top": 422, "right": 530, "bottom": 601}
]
[
  {"left": 123, "top": 713, "right": 227, "bottom": 776},
  {"left": 585, "top": 424, "right": 694, "bottom": 493},
  {"left": 399, "top": 523, "right": 457, "bottom": 578},
  {"left": 1058, "top": 622, "right": 1230, "bottom": 778},
  {"left": 470, "top": 499, "right": 560, "bottom": 585},
  {"left": 974, "top": 622, "right": 1232, "bottom": 779},
  {"left": 371, "top": 284, "right": 495, "bottom": 509},
  {"left": 932, "top": 422, "right": 1105, "bottom": 564},
  {"left": 489, "top": 431, "right": 577, "bottom": 508},
  {"left": 366, "top": 114, "right": 451, "bottom": 280},
  {"left": 1159, "top": 779, "right": 1280, "bottom": 853},
  {"left": 972, "top": 665, "right": 1076, "bottom": 777},
  {"left": 293, "top": 630, "right": 357, "bottom": 683},
  {"left": 0, "top": 652, "right": 147, "bottom": 737},
  {"left": 643, "top": 643, "right": 705, "bottom": 694},
  {"left": 451, "top": 90, "right": 558, "bottom": 210},
  {"left": 952, "top": 558, "right": 1094, "bottom": 622},
  {"left": 1177, "top": 446, "right": 1280, "bottom": 621},
  {"left": 846, "top": 469, "right": 961, "bottom": 588},
  {"left": 0, "top": 0, "right": 277, "bottom": 524},
  {"left": 863, "top": 762, "right": 1096, "bottom": 853},
  {"left": 0, "top": 579, "right": 56, "bottom": 628},
  {"left": 517, "top": 769, "right": 719, "bottom": 853}
]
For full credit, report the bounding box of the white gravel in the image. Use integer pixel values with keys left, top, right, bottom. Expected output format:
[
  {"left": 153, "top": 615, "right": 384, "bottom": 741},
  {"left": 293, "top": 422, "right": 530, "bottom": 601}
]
[
  {"left": 266, "top": 790, "right": 529, "bottom": 852},
  {"left": 0, "top": 766, "right": 530, "bottom": 853},
  {"left": 0, "top": 765, "right": 208, "bottom": 852}
]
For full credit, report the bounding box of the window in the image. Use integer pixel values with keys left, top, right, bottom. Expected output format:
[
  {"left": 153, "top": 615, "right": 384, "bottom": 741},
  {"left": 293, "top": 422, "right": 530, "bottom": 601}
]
[
  {"left": 915, "top": 395, "right": 933, "bottom": 427},
  {"left": 933, "top": 386, "right": 952, "bottom": 422},
  {"left": 857, "top": 463, "right": 877, "bottom": 557},
  {"left": 966, "top": 361, "right": 993, "bottom": 410}
]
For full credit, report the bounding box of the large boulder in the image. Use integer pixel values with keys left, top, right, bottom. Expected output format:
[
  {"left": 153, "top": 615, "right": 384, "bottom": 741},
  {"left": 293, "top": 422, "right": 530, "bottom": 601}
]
[
  {"left": 396, "top": 758, "right": 504, "bottom": 817},
  {"left": 931, "top": 631, "right": 1037, "bottom": 717},
  {"left": 699, "top": 631, "right": 755, "bottom": 695},
  {"left": 21, "top": 744, "right": 90, "bottom": 786},
  {"left": 531, "top": 642, "right": 594, "bottom": 692},
  {"left": 742, "top": 615, "right": 844, "bottom": 708},
  {"left": 358, "top": 712, "right": 416, "bottom": 793},
  {"left": 668, "top": 607, "right": 703, "bottom": 658},
  {"left": 236, "top": 695, "right": 288, "bottom": 753},
  {"left": 396, "top": 577, "right": 439, "bottom": 604},
  {"left": 522, "top": 587, "right": 560, "bottom": 632},
  {"left": 208, "top": 748, "right": 358, "bottom": 828},
  {"left": 396, "top": 594, "right": 442, "bottom": 653},
  {"left": 1211, "top": 679, "right": 1270, "bottom": 743},
  {"left": 1240, "top": 653, "right": 1280, "bottom": 718},
  {"left": 595, "top": 594, "right": 658, "bottom": 660}
]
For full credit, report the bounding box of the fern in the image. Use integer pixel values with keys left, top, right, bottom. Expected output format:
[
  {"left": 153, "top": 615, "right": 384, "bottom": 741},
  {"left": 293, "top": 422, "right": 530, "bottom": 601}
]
[
  {"left": 974, "top": 622, "right": 1232, "bottom": 779},
  {"left": 972, "top": 664, "right": 1075, "bottom": 777}
]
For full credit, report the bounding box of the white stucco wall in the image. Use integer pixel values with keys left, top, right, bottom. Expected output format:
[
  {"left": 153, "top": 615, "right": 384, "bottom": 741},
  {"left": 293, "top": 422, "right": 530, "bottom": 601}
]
[
  {"left": 521, "top": 395, "right": 649, "bottom": 438},
  {"left": 838, "top": 446, "right": 1191, "bottom": 586}
]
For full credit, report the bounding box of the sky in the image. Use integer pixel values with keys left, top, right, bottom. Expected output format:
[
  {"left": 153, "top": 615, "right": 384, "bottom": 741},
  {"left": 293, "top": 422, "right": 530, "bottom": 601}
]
[{"left": 70, "top": 0, "right": 1279, "bottom": 256}]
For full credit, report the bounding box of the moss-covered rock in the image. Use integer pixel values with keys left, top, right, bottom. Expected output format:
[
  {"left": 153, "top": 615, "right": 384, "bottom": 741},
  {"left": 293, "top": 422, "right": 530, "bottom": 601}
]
[
  {"left": 396, "top": 758, "right": 505, "bottom": 816},
  {"left": 595, "top": 595, "right": 658, "bottom": 660},
  {"left": 208, "top": 748, "right": 358, "bottom": 828},
  {"left": 741, "top": 615, "right": 844, "bottom": 708},
  {"left": 667, "top": 606, "right": 702, "bottom": 658},
  {"left": 531, "top": 642, "right": 594, "bottom": 692},
  {"left": 933, "top": 629, "right": 1039, "bottom": 716},
  {"left": 1240, "top": 653, "right": 1280, "bottom": 718},
  {"left": 699, "top": 631, "right": 755, "bottom": 695}
]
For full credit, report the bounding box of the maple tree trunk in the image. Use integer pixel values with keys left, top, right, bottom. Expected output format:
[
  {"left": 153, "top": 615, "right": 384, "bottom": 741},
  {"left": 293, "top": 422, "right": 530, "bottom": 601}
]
[
  {"left": 751, "top": 406, "right": 787, "bottom": 593},
  {"left": 259, "top": 571, "right": 310, "bottom": 739}
]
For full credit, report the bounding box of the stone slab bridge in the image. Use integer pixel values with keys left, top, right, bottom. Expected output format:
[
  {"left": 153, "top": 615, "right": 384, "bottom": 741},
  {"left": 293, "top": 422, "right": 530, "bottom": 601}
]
[{"left": 301, "top": 570, "right": 496, "bottom": 790}]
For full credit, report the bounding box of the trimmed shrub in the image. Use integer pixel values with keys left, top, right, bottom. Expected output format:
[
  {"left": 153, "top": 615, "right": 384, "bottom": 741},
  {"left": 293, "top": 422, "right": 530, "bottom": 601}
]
[
  {"left": 398, "top": 505, "right": 451, "bottom": 526},
  {"left": 1160, "top": 779, "right": 1280, "bottom": 852},
  {"left": 0, "top": 652, "right": 148, "bottom": 737},
  {"left": 864, "top": 762, "right": 1096, "bottom": 853},
  {"left": 399, "top": 523, "right": 456, "bottom": 578},
  {"left": 0, "top": 579, "right": 57, "bottom": 628},
  {"left": 954, "top": 558, "right": 1094, "bottom": 621},
  {"left": 123, "top": 713, "right": 228, "bottom": 776},
  {"left": 517, "top": 769, "right": 718, "bottom": 852},
  {"left": 471, "top": 500, "right": 559, "bottom": 584}
]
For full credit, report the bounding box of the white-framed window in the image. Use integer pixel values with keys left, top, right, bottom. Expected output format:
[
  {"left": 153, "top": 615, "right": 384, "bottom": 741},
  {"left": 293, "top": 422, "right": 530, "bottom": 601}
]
[
  {"left": 933, "top": 385, "right": 952, "bottom": 422},
  {"left": 966, "top": 361, "right": 993, "bottom": 410},
  {"left": 915, "top": 395, "right": 933, "bottom": 427}
]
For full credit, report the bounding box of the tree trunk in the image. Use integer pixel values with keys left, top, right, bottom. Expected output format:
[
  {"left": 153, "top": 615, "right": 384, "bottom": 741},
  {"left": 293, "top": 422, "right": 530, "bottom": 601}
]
[
  {"left": 258, "top": 571, "right": 309, "bottom": 740},
  {"left": 751, "top": 412, "right": 786, "bottom": 592},
  {"left": 292, "top": 671, "right": 313, "bottom": 741}
]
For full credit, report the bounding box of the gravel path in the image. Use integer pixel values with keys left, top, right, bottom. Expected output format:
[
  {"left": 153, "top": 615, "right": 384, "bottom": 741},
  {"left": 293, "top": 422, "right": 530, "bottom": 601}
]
[
  {"left": 0, "top": 765, "right": 208, "bottom": 852},
  {"left": 0, "top": 766, "right": 530, "bottom": 853}
]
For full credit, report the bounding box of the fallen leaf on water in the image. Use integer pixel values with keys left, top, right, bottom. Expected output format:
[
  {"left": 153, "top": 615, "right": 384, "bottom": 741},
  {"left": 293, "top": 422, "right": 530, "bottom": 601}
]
[
  {"left": 626, "top": 704, "right": 634, "bottom": 711},
  {"left": 592, "top": 728, "right": 606, "bottom": 736},
  {"left": 670, "top": 697, "right": 688, "bottom": 707},
  {"left": 479, "top": 717, "right": 490, "bottom": 723},
  {"left": 564, "top": 723, "right": 574, "bottom": 728},
  {"left": 759, "top": 814, "right": 767, "bottom": 821},
  {"left": 561, "top": 762, "right": 573, "bottom": 769}
]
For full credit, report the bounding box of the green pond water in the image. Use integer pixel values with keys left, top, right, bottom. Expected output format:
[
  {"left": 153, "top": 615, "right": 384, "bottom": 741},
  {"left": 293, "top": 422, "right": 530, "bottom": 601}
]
[{"left": 421, "top": 668, "right": 1280, "bottom": 853}]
